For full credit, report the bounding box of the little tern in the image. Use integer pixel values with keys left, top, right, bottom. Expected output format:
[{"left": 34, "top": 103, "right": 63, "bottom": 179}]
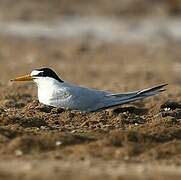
[{"left": 11, "top": 68, "right": 167, "bottom": 112}]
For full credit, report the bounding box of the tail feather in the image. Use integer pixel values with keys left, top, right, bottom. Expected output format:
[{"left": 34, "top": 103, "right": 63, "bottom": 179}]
[
  {"left": 107, "top": 84, "right": 167, "bottom": 98},
  {"left": 138, "top": 84, "right": 168, "bottom": 95},
  {"left": 95, "top": 84, "right": 167, "bottom": 112}
]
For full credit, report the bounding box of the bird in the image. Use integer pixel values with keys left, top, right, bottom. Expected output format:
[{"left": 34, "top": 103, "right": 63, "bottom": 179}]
[{"left": 11, "top": 68, "right": 167, "bottom": 112}]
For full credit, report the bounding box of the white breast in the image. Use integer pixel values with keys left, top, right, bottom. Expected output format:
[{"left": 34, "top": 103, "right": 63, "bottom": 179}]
[{"left": 33, "top": 77, "right": 63, "bottom": 106}]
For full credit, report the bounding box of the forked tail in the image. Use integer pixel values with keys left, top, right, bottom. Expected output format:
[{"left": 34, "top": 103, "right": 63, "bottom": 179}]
[{"left": 95, "top": 84, "right": 168, "bottom": 111}]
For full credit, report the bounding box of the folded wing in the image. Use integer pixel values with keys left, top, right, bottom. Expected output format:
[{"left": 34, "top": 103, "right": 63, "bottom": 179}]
[{"left": 95, "top": 84, "right": 167, "bottom": 111}]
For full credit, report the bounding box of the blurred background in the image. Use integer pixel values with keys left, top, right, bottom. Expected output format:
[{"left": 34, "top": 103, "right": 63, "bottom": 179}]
[
  {"left": 0, "top": 1, "right": 180, "bottom": 179},
  {"left": 0, "top": 0, "right": 180, "bottom": 94}
]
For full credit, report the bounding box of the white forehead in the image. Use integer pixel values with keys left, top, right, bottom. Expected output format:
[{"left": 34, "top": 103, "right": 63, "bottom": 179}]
[{"left": 31, "top": 70, "right": 43, "bottom": 76}]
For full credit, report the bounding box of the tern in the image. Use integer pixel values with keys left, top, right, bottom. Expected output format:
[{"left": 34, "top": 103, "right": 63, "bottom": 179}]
[{"left": 11, "top": 68, "right": 167, "bottom": 112}]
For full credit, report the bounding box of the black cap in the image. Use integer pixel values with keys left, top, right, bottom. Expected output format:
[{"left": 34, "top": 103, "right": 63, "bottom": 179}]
[{"left": 33, "top": 68, "right": 64, "bottom": 83}]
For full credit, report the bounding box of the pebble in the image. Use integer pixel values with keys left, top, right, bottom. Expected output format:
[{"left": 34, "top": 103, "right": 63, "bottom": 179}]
[
  {"left": 15, "top": 149, "right": 23, "bottom": 156},
  {"left": 71, "top": 130, "right": 77, "bottom": 133},
  {"left": 164, "top": 107, "right": 171, "bottom": 111},
  {"left": 55, "top": 141, "right": 62, "bottom": 146}
]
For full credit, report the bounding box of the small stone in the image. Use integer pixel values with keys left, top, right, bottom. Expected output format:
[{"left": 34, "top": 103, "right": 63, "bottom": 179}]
[
  {"left": 15, "top": 149, "right": 23, "bottom": 156},
  {"left": 161, "top": 101, "right": 181, "bottom": 110},
  {"left": 40, "top": 126, "right": 47, "bottom": 130},
  {"left": 55, "top": 141, "right": 62, "bottom": 146},
  {"left": 71, "top": 130, "right": 77, "bottom": 133},
  {"left": 164, "top": 107, "right": 171, "bottom": 111}
]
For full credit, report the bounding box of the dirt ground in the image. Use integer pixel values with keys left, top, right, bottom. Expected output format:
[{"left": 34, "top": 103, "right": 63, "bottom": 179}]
[
  {"left": 0, "top": 0, "right": 181, "bottom": 21},
  {"left": 0, "top": 0, "right": 180, "bottom": 180}
]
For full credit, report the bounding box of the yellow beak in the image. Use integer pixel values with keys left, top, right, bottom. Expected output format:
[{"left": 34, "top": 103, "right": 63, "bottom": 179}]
[{"left": 11, "top": 74, "right": 33, "bottom": 82}]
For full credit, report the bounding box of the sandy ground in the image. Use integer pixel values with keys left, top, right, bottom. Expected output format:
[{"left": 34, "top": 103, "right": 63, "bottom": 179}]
[
  {"left": 0, "top": 0, "right": 180, "bottom": 179},
  {"left": 0, "top": 37, "right": 180, "bottom": 179},
  {"left": 0, "top": 0, "right": 181, "bottom": 21}
]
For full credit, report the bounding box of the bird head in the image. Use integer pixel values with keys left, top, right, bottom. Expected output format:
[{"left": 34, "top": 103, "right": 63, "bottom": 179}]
[{"left": 11, "top": 68, "right": 64, "bottom": 85}]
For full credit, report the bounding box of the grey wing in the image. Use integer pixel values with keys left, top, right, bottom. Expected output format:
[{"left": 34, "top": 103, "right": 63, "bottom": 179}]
[
  {"left": 67, "top": 87, "right": 107, "bottom": 111},
  {"left": 50, "top": 83, "right": 167, "bottom": 112},
  {"left": 95, "top": 84, "right": 167, "bottom": 111}
]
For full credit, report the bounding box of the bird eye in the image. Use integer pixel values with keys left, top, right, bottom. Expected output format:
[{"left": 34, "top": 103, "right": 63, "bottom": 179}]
[{"left": 38, "top": 72, "right": 44, "bottom": 77}]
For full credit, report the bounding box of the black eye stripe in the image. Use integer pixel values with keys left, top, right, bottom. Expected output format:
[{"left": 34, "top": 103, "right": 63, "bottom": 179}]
[{"left": 33, "top": 68, "right": 64, "bottom": 83}]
